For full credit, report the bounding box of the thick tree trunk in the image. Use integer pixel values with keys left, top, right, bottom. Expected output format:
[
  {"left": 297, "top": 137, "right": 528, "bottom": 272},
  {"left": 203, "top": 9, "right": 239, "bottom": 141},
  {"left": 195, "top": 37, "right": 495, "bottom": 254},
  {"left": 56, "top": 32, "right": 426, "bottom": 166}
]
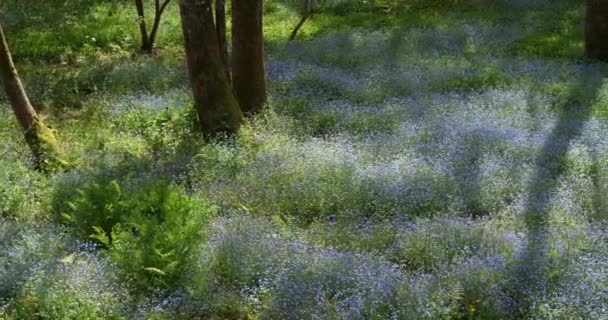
[
  {"left": 179, "top": 0, "right": 243, "bottom": 135},
  {"left": 215, "top": 0, "right": 230, "bottom": 80},
  {"left": 231, "top": 0, "right": 267, "bottom": 114},
  {"left": 0, "top": 24, "right": 64, "bottom": 172},
  {"left": 135, "top": 0, "right": 152, "bottom": 52},
  {"left": 585, "top": 0, "right": 608, "bottom": 61}
]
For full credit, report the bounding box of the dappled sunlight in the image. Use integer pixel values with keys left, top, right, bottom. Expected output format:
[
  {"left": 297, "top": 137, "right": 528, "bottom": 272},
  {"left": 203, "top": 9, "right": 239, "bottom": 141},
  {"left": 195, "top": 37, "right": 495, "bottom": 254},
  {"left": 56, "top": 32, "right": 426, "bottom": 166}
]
[{"left": 1, "top": 0, "right": 608, "bottom": 318}]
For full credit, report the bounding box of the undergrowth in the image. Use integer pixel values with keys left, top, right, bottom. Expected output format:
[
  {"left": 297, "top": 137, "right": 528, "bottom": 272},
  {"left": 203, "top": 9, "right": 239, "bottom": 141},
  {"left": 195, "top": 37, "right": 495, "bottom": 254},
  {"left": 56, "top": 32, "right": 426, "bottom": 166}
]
[{"left": 1, "top": 0, "right": 608, "bottom": 319}]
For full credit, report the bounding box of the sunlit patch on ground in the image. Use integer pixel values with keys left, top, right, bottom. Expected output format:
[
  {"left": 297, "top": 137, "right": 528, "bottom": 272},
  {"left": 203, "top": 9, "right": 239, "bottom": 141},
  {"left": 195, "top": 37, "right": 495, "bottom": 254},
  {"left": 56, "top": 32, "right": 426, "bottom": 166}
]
[{"left": 1, "top": 0, "right": 608, "bottom": 318}]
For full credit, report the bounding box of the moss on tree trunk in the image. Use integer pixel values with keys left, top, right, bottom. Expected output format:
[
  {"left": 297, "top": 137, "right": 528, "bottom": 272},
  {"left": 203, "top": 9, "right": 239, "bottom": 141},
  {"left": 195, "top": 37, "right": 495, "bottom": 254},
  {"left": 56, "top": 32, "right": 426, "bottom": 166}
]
[
  {"left": 0, "top": 23, "right": 65, "bottom": 172},
  {"left": 24, "top": 120, "right": 66, "bottom": 172},
  {"left": 179, "top": 0, "right": 243, "bottom": 136}
]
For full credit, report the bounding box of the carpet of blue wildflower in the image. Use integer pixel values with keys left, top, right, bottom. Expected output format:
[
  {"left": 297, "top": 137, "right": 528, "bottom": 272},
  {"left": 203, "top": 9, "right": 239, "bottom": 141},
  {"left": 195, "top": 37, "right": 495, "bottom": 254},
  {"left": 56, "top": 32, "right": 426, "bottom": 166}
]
[{"left": 1, "top": 0, "right": 608, "bottom": 319}]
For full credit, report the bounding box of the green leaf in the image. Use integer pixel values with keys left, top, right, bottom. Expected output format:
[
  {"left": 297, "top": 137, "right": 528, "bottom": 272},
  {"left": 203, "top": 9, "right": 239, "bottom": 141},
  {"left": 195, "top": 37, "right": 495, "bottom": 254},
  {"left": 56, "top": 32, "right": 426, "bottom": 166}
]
[
  {"left": 59, "top": 253, "right": 76, "bottom": 264},
  {"left": 66, "top": 201, "right": 77, "bottom": 211},
  {"left": 61, "top": 212, "right": 74, "bottom": 222},
  {"left": 238, "top": 203, "right": 251, "bottom": 213},
  {"left": 144, "top": 267, "right": 166, "bottom": 276},
  {"left": 110, "top": 180, "right": 121, "bottom": 195},
  {"left": 90, "top": 226, "right": 111, "bottom": 247},
  {"left": 153, "top": 248, "right": 175, "bottom": 259},
  {"left": 163, "top": 260, "right": 179, "bottom": 273}
]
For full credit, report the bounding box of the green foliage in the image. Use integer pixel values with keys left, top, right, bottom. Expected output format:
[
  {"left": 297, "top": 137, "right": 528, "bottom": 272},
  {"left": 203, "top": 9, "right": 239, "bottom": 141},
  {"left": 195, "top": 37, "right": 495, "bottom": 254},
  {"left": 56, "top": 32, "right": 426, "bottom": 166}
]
[
  {"left": 4, "top": 1, "right": 130, "bottom": 62},
  {"left": 0, "top": 159, "right": 50, "bottom": 221},
  {"left": 2, "top": 0, "right": 182, "bottom": 62},
  {"left": 277, "top": 0, "right": 349, "bottom": 15},
  {"left": 55, "top": 177, "right": 125, "bottom": 241},
  {"left": 396, "top": 219, "right": 485, "bottom": 272},
  {"left": 117, "top": 103, "right": 198, "bottom": 156},
  {"left": 0, "top": 221, "right": 128, "bottom": 320},
  {"left": 444, "top": 66, "right": 514, "bottom": 92},
  {"left": 330, "top": 0, "right": 470, "bottom": 14},
  {"left": 9, "top": 258, "right": 127, "bottom": 320},
  {"left": 56, "top": 178, "right": 212, "bottom": 291},
  {"left": 3, "top": 0, "right": 608, "bottom": 318},
  {"left": 20, "top": 57, "right": 187, "bottom": 111},
  {"left": 591, "top": 79, "right": 608, "bottom": 118},
  {"left": 206, "top": 292, "right": 254, "bottom": 320},
  {"left": 510, "top": 7, "right": 583, "bottom": 59},
  {"left": 0, "top": 110, "right": 52, "bottom": 221}
]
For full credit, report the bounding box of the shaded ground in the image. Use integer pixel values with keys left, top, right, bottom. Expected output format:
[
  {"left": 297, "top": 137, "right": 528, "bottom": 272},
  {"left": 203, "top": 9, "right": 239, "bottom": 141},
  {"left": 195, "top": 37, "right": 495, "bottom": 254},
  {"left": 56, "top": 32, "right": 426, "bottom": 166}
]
[{"left": 2, "top": 0, "right": 608, "bottom": 319}]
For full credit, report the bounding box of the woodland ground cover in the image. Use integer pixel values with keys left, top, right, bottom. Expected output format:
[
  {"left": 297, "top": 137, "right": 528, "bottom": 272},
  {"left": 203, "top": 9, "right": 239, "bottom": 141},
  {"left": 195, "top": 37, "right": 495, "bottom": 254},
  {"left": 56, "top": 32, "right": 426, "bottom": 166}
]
[{"left": 1, "top": 0, "right": 608, "bottom": 319}]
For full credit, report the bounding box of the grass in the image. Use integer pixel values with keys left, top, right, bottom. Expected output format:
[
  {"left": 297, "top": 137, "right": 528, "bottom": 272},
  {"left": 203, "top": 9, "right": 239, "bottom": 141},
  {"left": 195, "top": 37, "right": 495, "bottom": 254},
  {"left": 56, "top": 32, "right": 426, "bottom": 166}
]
[{"left": 2, "top": 0, "right": 608, "bottom": 319}]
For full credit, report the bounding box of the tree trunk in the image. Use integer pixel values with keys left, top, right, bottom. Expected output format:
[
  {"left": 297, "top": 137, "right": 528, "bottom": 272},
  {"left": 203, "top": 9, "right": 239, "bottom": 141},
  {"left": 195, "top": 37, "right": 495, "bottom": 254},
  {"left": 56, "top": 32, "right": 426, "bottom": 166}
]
[
  {"left": 289, "top": 0, "right": 314, "bottom": 41},
  {"left": 0, "top": 23, "right": 64, "bottom": 172},
  {"left": 289, "top": 12, "right": 312, "bottom": 41},
  {"left": 585, "top": 0, "right": 608, "bottom": 61},
  {"left": 231, "top": 0, "right": 267, "bottom": 114},
  {"left": 215, "top": 0, "right": 230, "bottom": 80},
  {"left": 178, "top": 0, "right": 243, "bottom": 135},
  {"left": 135, "top": 0, "right": 152, "bottom": 53},
  {"left": 148, "top": 0, "right": 172, "bottom": 53}
]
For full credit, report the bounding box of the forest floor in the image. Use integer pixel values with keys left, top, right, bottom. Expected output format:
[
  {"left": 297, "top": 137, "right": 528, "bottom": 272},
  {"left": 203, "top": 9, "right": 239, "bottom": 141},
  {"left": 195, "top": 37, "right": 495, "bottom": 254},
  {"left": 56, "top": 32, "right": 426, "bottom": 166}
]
[{"left": 2, "top": 0, "right": 608, "bottom": 319}]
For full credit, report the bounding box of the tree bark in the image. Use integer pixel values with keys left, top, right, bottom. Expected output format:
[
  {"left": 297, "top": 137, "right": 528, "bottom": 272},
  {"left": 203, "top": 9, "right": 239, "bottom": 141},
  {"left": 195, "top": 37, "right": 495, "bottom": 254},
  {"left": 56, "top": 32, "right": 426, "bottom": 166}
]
[
  {"left": 0, "top": 23, "right": 64, "bottom": 172},
  {"left": 215, "top": 0, "right": 230, "bottom": 80},
  {"left": 231, "top": 0, "right": 267, "bottom": 114},
  {"left": 585, "top": 0, "right": 608, "bottom": 61},
  {"left": 135, "top": 0, "right": 152, "bottom": 52},
  {"left": 179, "top": 0, "right": 243, "bottom": 136}
]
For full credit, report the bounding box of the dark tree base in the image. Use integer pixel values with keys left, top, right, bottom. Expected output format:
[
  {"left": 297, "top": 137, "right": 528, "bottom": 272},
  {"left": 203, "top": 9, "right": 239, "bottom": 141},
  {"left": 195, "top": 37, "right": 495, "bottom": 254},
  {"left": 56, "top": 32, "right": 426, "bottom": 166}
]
[{"left": 585, "top": 0, "right": 608, "bottom": 61}]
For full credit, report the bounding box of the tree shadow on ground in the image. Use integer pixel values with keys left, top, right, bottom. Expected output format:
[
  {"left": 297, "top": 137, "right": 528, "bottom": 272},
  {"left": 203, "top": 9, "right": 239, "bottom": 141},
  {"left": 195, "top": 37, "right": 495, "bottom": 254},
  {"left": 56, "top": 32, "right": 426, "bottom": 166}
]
[
  {"left": 508, "top": 67, "right": 604, "bottom": 317},
  {"left": 451, "top": 128, "right": 493, "bottom": 217}
]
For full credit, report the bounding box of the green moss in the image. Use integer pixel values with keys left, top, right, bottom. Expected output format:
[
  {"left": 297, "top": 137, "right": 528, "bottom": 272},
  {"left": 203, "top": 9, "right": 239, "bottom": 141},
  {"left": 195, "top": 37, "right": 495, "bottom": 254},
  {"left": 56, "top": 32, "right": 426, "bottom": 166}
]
[{"left": 25, "top": 120, "right": 68, "bottom": 173}]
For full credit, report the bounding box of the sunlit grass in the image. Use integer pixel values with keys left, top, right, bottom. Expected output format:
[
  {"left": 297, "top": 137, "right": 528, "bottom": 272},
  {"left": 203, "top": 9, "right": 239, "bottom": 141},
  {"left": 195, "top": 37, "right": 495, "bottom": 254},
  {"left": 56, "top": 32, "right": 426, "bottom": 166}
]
[{"left": 2, "top": 0, "right": 608, "bottom": 318}]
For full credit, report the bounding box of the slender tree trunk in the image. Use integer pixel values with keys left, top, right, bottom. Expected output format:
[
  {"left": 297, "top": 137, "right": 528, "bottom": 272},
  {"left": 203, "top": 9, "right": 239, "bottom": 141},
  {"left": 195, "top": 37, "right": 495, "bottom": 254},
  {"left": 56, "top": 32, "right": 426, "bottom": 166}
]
[
  {"left": 585, "top": 0, "right": 608, "bottom": 61},
  {"left": 289, "top": 0, "right": 314, "bottom": 41},
  {"left": 179, "top": 0, "right": 243, "bottom": 135},
  {"left": 135, "top": 0, "right": 152, "bottom": 52},
  {"left": 231, "top": 0, "right": 267, "bottom": 114},
  {"left": 289, "top": 13, "right": 312, "bottom": 41},
  {"left": 148, "top": 0, "right": 172, "bottom": 52},
  {"left": 215, "top": 0, "right": 230, "bottom": 80},
  {"left": 0, "top": 24, "right": 64, "bottom": 172},
  {"left": 135, "top": 0, "right": 171, "bottom": 54}
]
